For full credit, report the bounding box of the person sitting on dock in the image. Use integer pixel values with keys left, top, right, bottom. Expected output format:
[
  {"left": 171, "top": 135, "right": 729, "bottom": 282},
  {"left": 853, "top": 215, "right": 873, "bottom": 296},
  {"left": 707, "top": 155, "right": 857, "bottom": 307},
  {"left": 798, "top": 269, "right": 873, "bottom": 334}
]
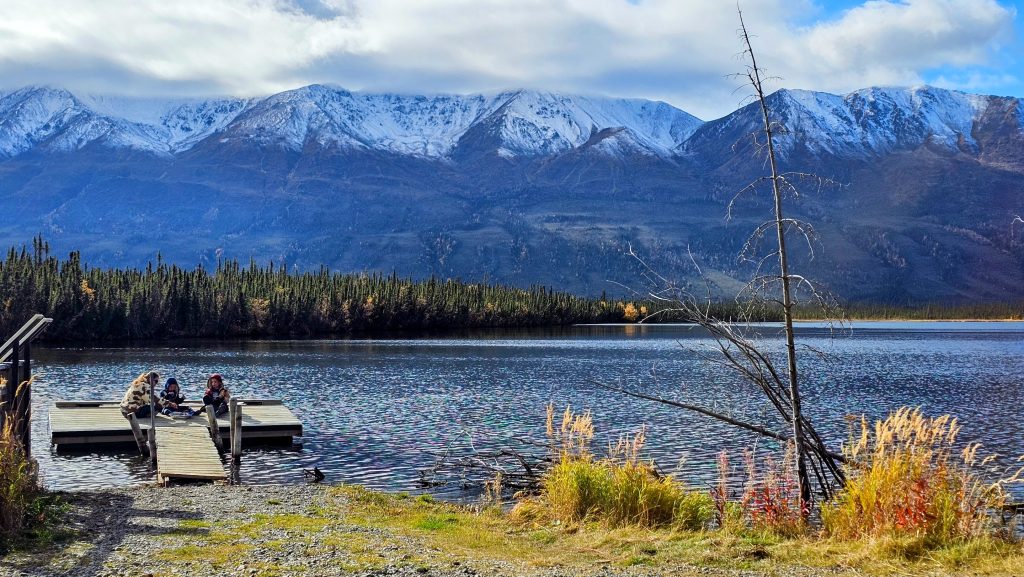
[
  {"left": 202, "top": 373, "right": 230, "bottom": 416},
  {"left": 119, "top": 371, "right": 165, "bottom": 419},
  {"left": 159, "top": 377, "right": 196, "bottom": 418}
]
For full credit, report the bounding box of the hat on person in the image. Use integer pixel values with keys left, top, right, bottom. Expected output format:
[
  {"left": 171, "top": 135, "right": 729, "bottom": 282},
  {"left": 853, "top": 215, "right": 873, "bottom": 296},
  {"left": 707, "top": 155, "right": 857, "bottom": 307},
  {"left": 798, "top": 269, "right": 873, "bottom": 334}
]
[
  {"left": 165, "top": 377, "right": 178, "bottom": 387},
  {"left": 210, "top": 373, "right": 223, "bottom": 381}
]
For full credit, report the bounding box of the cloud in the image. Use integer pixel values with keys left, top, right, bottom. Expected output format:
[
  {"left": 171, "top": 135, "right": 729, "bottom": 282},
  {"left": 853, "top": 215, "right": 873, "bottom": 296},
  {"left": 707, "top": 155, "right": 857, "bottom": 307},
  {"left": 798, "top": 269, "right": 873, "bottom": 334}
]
[
  {"left": 791, "top": 0, "right": 1015, "bottom": 92},
  {"left": 0, "top": 0, "right": 1016, "bottom": 119}
]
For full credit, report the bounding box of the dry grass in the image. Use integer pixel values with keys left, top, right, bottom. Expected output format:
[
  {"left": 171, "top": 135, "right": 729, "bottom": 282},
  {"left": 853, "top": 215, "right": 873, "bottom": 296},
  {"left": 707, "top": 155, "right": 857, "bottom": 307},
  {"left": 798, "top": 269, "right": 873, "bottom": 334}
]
[
  {"left": 0, "top": 378, "right": 40, "bottom": 541},
  {"left": 527, "top": 405, "right": 714, "bottom": 530},
  {"left": 823, "top": 407, "right": 1020, "bottom": 543},
  {"left": 738, "top": 446, "right": 806, "bottom": 537},
  {"left": 334, "top": 484, "right": 1024, "bottom": 576}
]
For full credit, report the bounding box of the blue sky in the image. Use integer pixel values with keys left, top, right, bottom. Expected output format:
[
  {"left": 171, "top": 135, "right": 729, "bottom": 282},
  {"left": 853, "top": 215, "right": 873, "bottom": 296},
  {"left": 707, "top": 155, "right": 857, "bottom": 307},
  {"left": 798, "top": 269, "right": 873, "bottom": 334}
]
[{"left": 0, "top": 0, "right": 1018, "bottom": 119}]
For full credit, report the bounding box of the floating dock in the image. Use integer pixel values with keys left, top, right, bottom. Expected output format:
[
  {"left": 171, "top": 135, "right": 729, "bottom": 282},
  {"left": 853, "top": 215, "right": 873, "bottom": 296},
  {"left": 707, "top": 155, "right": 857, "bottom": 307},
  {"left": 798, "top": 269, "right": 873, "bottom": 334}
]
[{"left": 49, "top": 399, "right": 303, "bottom": 484}]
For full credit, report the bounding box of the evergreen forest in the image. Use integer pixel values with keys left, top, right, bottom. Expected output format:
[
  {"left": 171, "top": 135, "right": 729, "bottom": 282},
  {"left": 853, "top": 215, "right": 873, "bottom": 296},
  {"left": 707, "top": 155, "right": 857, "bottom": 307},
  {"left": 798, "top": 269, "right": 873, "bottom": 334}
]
[
  {"left": 2, "top": 239, "right": 1017, "bottom": 342},
  {"left": 0, "top": 238, "right": 654, "bottom": 341}
]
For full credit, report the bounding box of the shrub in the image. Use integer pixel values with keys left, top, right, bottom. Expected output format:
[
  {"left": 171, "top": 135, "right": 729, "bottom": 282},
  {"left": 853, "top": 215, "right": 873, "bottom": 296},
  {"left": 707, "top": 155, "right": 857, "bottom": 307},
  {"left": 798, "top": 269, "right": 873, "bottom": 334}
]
[
  {"left": 530, "top": 404, "right": 714, "bottom": 530},
  {"left": 822, "top": 408, "right": 1016, "bottom": 543},
  {"left": 0, "top": 379, "right": 41, "bottom": 540},
  {"left": 741, "top": 446, "right": 806, "bottom": 537}
]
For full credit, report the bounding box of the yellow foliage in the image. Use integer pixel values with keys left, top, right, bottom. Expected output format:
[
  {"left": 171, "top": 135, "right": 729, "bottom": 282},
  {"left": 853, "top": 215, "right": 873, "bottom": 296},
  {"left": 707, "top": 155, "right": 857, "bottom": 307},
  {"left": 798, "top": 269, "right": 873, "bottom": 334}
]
[
  {"left": 546, "top": 403, "right": 594, "bottom": 458},
  {"left": 532, "top": 404, "right": 713, "bottom": 530},
  {"left": 823, "top": 407, "right": 1013, "bottom": 542},
  {"left": 80, "top": 279, "right": 96, "bottom": 302},
  {"left": 622, "top": 303, "right": 639, "bottom": 322}
]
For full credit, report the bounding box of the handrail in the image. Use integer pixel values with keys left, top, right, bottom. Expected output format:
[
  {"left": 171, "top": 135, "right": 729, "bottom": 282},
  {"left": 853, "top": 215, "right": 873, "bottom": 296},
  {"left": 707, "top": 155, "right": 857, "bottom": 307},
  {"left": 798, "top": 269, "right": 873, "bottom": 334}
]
[
  {"left": 0, "top": 314, "right": 43, "bottom": 357},
  {"left": 0, "top": 315, "right": 52, "bottom": 363}
]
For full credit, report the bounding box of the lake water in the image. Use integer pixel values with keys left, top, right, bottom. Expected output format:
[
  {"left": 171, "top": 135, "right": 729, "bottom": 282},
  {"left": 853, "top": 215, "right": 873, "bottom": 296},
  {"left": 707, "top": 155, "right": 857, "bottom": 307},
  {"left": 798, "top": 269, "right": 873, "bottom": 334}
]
[{"left": 27, "top": 322, "right": 1024, "bottom": 496}]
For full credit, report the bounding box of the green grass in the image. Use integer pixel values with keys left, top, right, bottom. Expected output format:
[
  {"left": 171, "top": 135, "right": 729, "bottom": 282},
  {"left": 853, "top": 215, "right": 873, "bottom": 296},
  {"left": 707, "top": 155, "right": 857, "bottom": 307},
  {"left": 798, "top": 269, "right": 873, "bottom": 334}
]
[{"left": 330, "top": 484, "right": 1024, "bottom": 575}]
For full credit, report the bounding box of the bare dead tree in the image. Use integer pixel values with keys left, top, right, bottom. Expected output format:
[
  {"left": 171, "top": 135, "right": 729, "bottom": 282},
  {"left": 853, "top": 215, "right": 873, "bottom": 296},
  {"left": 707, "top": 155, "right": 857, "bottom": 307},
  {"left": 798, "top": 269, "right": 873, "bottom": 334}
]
[
  {"left": 736, "top": 6, "right": 811, "bottom": 509},
  {"left": 596, "top": 6, "right": 848, "bottom": 505},
  {"left": 596, "top": 248, "right": 847, "bottom": 501}
]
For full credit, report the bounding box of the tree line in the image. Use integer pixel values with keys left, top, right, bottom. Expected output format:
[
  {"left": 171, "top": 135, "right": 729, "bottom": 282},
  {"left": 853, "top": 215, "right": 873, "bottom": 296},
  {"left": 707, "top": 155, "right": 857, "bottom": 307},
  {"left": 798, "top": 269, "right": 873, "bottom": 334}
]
[
  {"left": 6, "top": 238, "right": 1004, "bottom": 342},
  {"left": 0, "top": 238, "right": 728, "bottom": 341}
]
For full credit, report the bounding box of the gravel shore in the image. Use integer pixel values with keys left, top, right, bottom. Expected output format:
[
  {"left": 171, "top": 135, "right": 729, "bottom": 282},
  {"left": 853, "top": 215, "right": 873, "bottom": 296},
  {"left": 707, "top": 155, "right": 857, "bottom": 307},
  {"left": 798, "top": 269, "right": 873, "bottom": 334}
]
[
  {"left": 0, "top": 484, "right": 731, "bottom": 577},
  {"left": 0, "top": 483, "right": 925, "bottom": 577}
]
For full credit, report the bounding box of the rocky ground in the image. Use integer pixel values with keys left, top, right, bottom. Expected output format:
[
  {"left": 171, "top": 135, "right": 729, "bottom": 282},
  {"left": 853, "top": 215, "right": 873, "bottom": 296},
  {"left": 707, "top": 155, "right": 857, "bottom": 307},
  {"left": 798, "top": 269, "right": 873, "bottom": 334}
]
[{"left": 0, "top": 484, "right": 748, "bottom": 577}]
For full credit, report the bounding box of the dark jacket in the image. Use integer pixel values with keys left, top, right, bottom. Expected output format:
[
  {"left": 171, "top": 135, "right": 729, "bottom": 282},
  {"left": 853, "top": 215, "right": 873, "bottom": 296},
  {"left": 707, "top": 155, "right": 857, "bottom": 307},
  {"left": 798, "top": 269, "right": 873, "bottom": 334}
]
[
  {"left": 203, "top": 386, "right": 229, "bottom": 406},
  {"left": 160, "top": 388, "right": 186, "bottom": 407}
]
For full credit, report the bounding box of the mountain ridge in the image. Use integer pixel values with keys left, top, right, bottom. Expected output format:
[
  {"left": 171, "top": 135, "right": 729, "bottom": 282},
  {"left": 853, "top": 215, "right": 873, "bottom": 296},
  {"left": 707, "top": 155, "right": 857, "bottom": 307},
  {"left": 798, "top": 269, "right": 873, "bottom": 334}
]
[{"left": 1, "top": 83, "right": 1022, "bottom": 303}]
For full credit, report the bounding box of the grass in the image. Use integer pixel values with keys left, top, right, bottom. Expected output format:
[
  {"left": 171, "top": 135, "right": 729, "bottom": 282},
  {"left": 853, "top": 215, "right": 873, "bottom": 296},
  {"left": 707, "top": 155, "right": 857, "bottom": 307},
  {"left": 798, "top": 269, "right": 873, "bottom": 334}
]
[
  {"left": 6, "top": 479, "right": 1024, "bottom": 576},
  {"left": 331, "top": 484, "right": 1024, "bottom": 575},
  {"left": 153, "top": 510, "right": 335, "bottom": 576},
  {"left": 528, "top": 404, "right": 715, "bottom": 530},
  {"left": 0, "top": 378, "right": 69, "bottom": 551},
  {"left": 823, "top": 408, "right": 1017, "bottom": 543}
]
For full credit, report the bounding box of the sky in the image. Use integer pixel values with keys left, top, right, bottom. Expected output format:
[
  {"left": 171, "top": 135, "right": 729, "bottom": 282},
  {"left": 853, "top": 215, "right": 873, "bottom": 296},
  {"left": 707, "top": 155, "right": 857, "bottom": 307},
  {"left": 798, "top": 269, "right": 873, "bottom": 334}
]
[{"left": 0, "top": 0, "right": 1019, "bottom": 120}]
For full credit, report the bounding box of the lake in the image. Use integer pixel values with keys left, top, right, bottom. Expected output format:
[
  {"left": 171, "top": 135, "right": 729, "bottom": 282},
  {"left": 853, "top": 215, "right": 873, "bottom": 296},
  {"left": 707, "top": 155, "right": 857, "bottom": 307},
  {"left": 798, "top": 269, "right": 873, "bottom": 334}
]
[{"left": 27, "top": 322, "right": 1024, "bottom": 496}]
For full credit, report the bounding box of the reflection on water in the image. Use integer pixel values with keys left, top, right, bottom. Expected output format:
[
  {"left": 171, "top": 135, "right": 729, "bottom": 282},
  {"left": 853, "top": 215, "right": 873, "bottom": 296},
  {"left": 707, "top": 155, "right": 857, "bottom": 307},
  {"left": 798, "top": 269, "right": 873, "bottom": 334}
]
[{"left": 29, "top": 322, "right": 1024, "bottom": 497}]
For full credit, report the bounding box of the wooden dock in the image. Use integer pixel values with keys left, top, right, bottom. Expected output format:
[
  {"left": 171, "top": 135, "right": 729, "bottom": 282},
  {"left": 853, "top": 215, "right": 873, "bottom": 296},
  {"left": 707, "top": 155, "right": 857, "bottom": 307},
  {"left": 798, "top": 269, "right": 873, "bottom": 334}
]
[
  {"left": 49, "top": 399, "right": 302, "bottom": 446},
  {"left": 48, "top": 399, "right": 303, "bottom": 484},
  {"left": 155, "top": 426, "right": 226, "bottom": 484}
]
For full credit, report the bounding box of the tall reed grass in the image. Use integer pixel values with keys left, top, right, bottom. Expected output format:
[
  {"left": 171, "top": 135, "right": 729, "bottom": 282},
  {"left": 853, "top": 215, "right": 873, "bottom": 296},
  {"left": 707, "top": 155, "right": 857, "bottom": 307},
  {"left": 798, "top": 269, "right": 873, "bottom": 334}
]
[
  {"left": 822, "top": 407, "right": 1020, "bottom": 542},
  {"left": 522, "top": 404, "right": 713, "bottom": 530},
  {"left": 0, "top": 378, "right": 40, "bottom": 540}
]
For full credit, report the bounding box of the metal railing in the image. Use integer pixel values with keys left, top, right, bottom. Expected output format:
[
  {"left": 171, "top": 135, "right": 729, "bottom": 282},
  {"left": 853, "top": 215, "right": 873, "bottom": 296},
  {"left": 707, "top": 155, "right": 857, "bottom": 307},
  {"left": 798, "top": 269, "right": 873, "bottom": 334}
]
[{"left": 0, "top": 313, "right": 53, "bottom": 458}]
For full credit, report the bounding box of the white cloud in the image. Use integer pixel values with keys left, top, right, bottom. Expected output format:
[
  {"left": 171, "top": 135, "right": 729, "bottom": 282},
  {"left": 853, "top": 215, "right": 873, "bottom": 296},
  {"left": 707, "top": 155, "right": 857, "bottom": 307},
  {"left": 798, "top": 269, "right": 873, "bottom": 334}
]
[
  {"left": 792, "top": 0, "right": 1015, "bottom": 92},
  {"left": 0, "top": 0, "right": 1016, "bottom": 118}
]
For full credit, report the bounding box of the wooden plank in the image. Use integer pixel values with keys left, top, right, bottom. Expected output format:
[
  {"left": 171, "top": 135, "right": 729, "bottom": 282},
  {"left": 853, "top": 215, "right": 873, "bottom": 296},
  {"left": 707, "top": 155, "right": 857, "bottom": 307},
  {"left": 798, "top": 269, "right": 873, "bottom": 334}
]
[
  {"left": 156, "top": 426, "right": 226, "bottom": 483},
  {"left": 54, "top": 401, "right": 121, "bottom": 408}
]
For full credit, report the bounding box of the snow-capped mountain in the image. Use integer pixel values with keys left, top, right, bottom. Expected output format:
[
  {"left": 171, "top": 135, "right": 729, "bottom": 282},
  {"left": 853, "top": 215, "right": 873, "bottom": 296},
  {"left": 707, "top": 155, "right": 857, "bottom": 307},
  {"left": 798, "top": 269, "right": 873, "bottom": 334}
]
[
  {"left": 3, "top": 83, "right": 1017, "bottom": 164},
  {"left": 0, "top": 84, "right": 703, "bottom": 160},
  {"left": 683, "top": 85, "right": 1022, "bottom": 163},
  {"left": 0, "top": 86, "right": 254, "bottom": 156},
  {"left": 1, "top": 83, "right": 1023, "bottom": 303}
]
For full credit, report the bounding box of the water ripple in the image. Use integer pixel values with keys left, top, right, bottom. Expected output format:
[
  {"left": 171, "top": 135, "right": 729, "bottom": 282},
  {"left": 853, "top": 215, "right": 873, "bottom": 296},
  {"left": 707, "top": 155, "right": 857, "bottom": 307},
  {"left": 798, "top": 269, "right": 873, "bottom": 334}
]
[{"left": 28, "top": 323, "right": 1024, "bottom": 497}]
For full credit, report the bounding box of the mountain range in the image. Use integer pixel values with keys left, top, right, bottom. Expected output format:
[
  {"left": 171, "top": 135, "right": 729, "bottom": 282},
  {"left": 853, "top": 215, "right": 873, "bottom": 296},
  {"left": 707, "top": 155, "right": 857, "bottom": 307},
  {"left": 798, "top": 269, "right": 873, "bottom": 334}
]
[{"left": 1, "top": 84, "right": 1022, "bottom": 303}]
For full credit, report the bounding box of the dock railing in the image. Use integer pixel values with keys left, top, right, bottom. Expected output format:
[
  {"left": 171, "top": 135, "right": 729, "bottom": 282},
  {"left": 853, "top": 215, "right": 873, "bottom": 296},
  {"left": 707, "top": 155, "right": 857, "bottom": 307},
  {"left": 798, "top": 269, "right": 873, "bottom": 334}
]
[{"left": 0, "top": 313, "right": 53, "bottom": 458}]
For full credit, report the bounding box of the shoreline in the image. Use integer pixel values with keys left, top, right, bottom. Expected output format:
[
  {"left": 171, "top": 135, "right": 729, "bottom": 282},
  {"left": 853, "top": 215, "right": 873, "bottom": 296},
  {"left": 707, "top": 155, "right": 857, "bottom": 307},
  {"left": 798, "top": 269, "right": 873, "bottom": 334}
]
[
  {"left": 794, "top": 318, "right": 1024, "bottom": 322},
  {"left": 3, "top": 483, "right": 1019, "bottom": 577}
]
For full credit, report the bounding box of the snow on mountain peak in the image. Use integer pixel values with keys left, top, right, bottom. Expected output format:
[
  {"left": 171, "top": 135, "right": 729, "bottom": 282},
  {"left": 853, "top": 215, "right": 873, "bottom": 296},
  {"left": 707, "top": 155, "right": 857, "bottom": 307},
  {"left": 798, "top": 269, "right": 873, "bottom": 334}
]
[
  {"left": 0, "top": 85, "right": 703, "bottom": 160},
  {"left": 0, "top": 84, "right": 1015, "bottom": 162},
  {"left": 480, "top": 89, "right": 701, "bottom": 157},
  {"left": 767, "top": 85, "right": 991, "bottom": 157},
  {"left": 0, "top": 86, "right": 256, "bottom": 156}
]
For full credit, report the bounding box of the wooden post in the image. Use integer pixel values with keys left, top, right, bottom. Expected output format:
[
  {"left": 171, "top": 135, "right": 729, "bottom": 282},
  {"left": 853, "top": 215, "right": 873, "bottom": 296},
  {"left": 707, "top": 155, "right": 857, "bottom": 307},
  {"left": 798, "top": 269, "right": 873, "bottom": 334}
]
[
  {"left": 127, "top": 412, "right": 147, "bottom": 455},
  {"left": 8, "top": 343, "right": 18, "bottom": 407},
  {"left": 19, "top": 342, "right": 31, "bottom": 459},
  {"left": 206, "top": 405, "right": 223, "bottom": 451},
  {"left": 229, "top": 397, "right": 241, "bottom": 461},
  {"left": 0, "top": 376, "right": 6, "bottom": 433},
  {"left": 148, "top": 377, "right": 157, "bottom": 463}
]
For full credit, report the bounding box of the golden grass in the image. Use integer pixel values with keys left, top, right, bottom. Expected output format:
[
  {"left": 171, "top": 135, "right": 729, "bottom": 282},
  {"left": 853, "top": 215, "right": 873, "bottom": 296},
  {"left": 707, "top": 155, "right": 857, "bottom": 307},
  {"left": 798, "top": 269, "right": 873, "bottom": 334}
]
[
  {"left": 533, "top": 404, "right": 715, "bottom": 530},
  {"left": 823, "top": 407, "right": 1019, "bottom": 543},
  {"left": 0, "top": 378, "right": 40, "bottom": 540}
]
